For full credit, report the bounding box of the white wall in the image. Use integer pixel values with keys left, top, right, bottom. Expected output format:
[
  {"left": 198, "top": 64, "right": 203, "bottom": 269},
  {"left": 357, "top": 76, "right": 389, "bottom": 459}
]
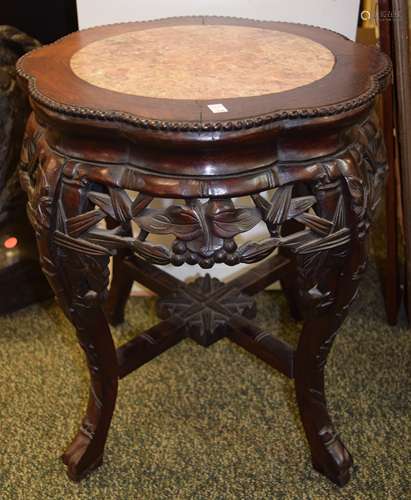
[
  {"left": 76, "top": 0, "right": 360, "bottom": 291},
  {"left": 77, "top": 0, "right": 360, "bottom": 39}
]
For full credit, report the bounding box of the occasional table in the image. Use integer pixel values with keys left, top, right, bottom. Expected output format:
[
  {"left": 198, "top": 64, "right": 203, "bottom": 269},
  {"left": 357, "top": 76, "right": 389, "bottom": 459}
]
[{"left": 17, "top": 17, "right": 391, "bottom": 486}]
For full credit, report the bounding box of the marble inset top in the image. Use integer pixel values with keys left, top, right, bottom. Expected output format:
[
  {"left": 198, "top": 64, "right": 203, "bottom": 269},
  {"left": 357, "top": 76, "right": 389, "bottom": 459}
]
[{"left": 70, "top": 25, "right": 335, "bottom": 100}]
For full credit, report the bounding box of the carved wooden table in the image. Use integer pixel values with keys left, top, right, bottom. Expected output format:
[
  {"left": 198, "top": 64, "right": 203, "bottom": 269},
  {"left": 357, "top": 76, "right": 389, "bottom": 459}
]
[{"left": 16, "top": 17, "right": 391, "bottom": 487}]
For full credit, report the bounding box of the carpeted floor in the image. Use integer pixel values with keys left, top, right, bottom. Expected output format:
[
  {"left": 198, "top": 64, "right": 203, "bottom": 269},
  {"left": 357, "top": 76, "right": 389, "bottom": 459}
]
[{"left": 0, "top": 262, "right": 410, "bottom": 499}]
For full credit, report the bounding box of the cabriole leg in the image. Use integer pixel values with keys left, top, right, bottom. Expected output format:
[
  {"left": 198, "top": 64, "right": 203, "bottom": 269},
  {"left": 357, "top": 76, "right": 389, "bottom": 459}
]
[
  {"left": 20, "top": 123, "right": 118, "bottom": 481},
  {"left": 294, "top": 122, "right": 386, "bottom": 486},
  {"left": 294, "top": 179, "right": 358, "bottom": 486},
  {"left": 57, "top": 169, "right": 118, "bottom": 481}
]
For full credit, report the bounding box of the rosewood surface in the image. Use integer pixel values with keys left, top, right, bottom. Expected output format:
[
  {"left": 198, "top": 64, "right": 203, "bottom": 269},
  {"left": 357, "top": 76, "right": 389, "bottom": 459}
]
[{"left": 16, "top": 17, "right": 391, "bottom": 487}]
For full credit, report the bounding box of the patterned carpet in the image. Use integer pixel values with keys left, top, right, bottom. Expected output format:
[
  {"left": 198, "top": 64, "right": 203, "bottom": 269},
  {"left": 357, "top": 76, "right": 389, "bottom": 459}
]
[{"left": 0, "top": 262, "right": 410, "bottom": 499}]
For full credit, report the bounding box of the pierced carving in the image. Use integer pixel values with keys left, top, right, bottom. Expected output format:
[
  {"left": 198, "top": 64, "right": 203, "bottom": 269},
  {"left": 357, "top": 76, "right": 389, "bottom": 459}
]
[
  {"left": 252, "top": 185, "right": 350, "bottom": 286},
  {"left": 66, "top": 185, "right": 351, "bottom": 270},
  {"left": 19, "top": 104, "right": 388, "bottom": 486},
  {"left": 21, "top": 158, "right": 353, "bottom": 271},
  {"left": 20, "top": 114, "right": 386, "bottom": 321}
]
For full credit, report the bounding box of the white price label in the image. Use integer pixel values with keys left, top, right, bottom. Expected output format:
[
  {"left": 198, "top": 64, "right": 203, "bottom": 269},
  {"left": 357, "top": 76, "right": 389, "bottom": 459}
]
[{"left": 207, "top": 103, "right": 228, "bottom": 113}]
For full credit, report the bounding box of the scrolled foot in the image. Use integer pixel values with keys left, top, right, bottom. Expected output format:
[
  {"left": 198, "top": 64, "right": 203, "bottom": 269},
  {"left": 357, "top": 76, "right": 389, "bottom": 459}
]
[
  {"left": 311, "top": 426, "right": 353, "bottom": 487},
  {"left": 62, "top": 422, "right": 103, "bottom": 482}
]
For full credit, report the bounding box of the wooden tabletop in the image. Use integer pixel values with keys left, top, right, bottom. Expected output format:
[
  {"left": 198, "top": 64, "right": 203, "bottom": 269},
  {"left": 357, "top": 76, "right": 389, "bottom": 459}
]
[{"left": 17, "top": 17, "right": 391, "bottom": 132}]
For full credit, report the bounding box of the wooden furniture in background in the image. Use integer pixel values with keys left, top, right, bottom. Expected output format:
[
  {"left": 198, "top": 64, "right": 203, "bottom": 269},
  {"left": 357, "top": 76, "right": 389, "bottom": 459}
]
[
  {"left": 17, "top": 17, "right": 391, "bottom": 487},
  {"left": 0, "top": 0, "right": 78, "bottom": 314},
  {"left": 391, "top": 0, "right": 411, "bottom": 319},
  {"left": 368, "top": 0, "right": 411, "bottom": 324},
  {"left": 376, "top": 0, "right": 403, "bottom": 323},
  {"left": 0, "top": 0, "right": 78, "bottom": 44},
  {"left": 0, "top": 26, "right": 52, "bottom": 314}
]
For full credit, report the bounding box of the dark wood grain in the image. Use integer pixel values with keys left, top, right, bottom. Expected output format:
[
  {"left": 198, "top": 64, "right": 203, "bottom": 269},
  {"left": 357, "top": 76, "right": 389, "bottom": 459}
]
[
  {"left": 117, "top": 319, "right": 185, "bottom": 379},
  {"left": 17, "top": 17, "right": 390, "bottom": 487},
  {"left": 123, "top": 254, "right": 182, "bottom": 295},
  {"left": 392, "top": 0, "right": 411, "bottom": 320},
  {"left": 378, "top": 0, "right": 402, "bottom": 325},
  {"left": 228, "top": 315, "right": 295, "bottom": 378},
  {"left": 228, "top": 253, "right": 291, "bottom": 295}
]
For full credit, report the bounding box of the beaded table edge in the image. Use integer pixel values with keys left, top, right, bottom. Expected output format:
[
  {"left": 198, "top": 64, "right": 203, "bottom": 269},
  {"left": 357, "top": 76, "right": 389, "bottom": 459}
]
[{"left": 16, "top": 17, "right": 392, "bottom": 133}]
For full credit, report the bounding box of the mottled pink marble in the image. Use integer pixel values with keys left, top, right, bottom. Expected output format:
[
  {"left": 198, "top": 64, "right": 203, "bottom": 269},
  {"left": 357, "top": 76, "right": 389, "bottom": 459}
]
[{"left": 70, "top": 25, "right": 335, "bottom": 100}]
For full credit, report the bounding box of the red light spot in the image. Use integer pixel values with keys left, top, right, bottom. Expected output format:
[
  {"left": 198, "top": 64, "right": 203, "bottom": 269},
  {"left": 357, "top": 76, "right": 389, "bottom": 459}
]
[{"left": 4, "top": 237, "right": 18, "bottom": 249}]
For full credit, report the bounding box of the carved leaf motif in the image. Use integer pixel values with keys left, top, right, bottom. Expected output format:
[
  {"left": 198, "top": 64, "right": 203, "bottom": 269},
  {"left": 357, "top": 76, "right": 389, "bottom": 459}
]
[
  {"left": 133, "top": 240, "right": 171, "bottom": 265},
  {"left": 19, "top": 171, "right": 33, "bottom": 196},
  {"left": 294, "top": 212, "right": 333, "bottom": 236},
  {"left": 287, "top": 196, "right": 316, "bottom": 218},
  {"left": 267, "top": 185, "right": 293, "bottom": 225},
  {"left": 211, "top": 208, "right": 261, "bottom": 238},
  {"left": 136, "top": 206, "right": 202, "bottom": 240},
  {"left": 56, "top": 200, "right": 66, "bottom": 233},
  {"left": 109, "top": 187, "right": 132, "bottom": 223},
  {"left": 374, "top": 137, "right": 387, "bottom": 165},
  {"left": 25, "top": 137, "right": 36, "bottom": 166},
  {"left": 131, "top": 193, "right": 153, "bottom": 217},
  {"left": 85, "top": 228, "right": 133, "bottom": 250},
  {"left": 296, "top": 228, "right": 351, "bottom": 254},
  {"left": 54, "top": 230, "right": 113, "bottom": 256},
  {"left": 345, "top": 177, "right": 363, "bottom": 198},
  {"left": 88, "top": 192, "right": 116, "bottom": 219},
  {"left": 332, "top": 196, "right": 346, "bottom": 230},
  {"left": 237, "top": 238, "right": 279, "bottom": 264},
  {"left": 34, "top": 162, "right": 49, "bottom": 192},
  {"left": 300, "top": 251, "right": 328, "bottom": 281},
  {"left": 278, "top": 229, "right": 314, "bottom": 250},
  {"left": 37, "top": 196, "right": 53, "bottom": 228},
  {"left": 66, "top": 210, "right": 106, "bottom": 237},
  {"left": 251, "top": 193, "right": 271, "bottom": 215}
]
